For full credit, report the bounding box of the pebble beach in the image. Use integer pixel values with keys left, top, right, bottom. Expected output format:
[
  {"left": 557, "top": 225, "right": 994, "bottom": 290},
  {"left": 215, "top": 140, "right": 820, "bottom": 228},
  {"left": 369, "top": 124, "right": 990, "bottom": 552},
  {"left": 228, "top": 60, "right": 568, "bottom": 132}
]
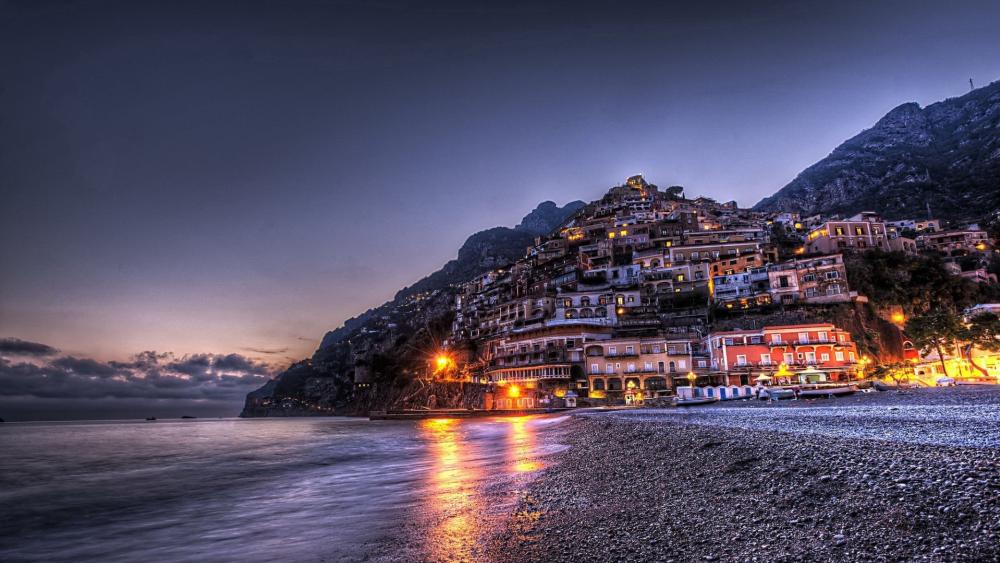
[{"left": 490, "top": 387, "right": 1000, "bottom": 562}]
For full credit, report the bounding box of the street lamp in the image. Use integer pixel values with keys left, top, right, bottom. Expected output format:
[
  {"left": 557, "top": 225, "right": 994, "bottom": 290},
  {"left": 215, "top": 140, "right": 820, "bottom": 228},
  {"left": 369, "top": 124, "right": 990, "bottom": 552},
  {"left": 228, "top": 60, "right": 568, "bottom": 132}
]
[{"left": 686, "top": 371, "right": 696, "bottom": 398}]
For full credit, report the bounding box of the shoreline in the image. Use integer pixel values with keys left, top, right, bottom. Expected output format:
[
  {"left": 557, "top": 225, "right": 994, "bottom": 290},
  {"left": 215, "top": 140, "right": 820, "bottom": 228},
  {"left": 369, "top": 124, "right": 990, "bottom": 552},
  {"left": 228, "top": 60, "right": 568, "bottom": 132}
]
[{"left": 491, "top": 389, "right": 1000, "bottom": 562}]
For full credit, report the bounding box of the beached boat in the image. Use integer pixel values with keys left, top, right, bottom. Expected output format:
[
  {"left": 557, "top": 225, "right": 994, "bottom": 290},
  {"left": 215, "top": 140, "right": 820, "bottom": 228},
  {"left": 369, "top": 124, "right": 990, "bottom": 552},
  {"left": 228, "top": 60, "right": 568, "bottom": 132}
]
[
  {"left": 798, "top": 385, "right": 857, "bottom": 399},
  {"left": 761, "top": 388, "right": 795, "bottom": 400},
  {"left": 675, "top": 397, "right": 720, "bottom": 406}
]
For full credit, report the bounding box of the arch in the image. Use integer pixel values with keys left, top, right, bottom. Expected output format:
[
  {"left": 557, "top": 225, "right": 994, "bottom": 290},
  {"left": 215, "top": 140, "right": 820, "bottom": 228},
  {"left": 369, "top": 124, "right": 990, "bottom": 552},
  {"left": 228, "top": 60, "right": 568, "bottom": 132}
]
[
  {"left": 607, "top": 378, "right": 623, "bottom": 391},
  {"left": 592, "top": 378, "right": 606, "bottom": 391},
  {"left": 625, "top": 377, "right": 641, "bottom": 389},
  {"left": 595, "top": 306, "right": 607, "bottom": 317},
  {"left": 580, "top": 296, "right": 591, "bottom": 306},
  {"left": 565, "top": 309, "right": 576, "bottom": 319},
  {"left": 585, "top": 344, "right": 604, "bottom": 357},
  {"left": 651, "top": 259, "right": 661, "bottom": 268},
  {"left": 668, "top": 361, "right": 676, "bottom": 373},
  {"left": 580, "top": 308, "right": 594, "bottom": 318}
]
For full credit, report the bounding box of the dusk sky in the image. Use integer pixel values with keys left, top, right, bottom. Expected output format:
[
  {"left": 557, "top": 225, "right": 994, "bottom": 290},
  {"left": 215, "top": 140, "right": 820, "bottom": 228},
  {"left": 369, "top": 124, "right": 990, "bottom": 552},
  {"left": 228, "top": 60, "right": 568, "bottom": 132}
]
[{"left": 2, "top": 0, "right": 1000, "bottom": 418}]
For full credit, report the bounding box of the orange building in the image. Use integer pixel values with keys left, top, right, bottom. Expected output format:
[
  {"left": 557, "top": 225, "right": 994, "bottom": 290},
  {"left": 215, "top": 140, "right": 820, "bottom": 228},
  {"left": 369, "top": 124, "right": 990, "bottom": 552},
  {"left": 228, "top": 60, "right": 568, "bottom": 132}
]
[{"left": 706, "top": 323, "right": 860, "bottom": 385}]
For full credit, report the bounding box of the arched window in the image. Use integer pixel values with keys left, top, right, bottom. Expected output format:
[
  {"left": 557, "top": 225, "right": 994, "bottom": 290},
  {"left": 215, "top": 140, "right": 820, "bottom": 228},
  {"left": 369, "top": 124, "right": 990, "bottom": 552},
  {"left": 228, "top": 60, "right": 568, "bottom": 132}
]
[
  {"left": 592, "top": 378, "right": 606, "bottom": 391},
  {"left": 580, "top": 296, "right": 591, "bottom": 306}
]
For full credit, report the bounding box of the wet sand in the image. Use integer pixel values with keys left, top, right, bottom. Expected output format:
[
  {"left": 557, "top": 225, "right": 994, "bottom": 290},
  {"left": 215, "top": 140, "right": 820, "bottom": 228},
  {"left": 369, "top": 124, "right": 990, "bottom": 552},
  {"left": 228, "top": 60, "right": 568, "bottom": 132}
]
[{"left": 492, "top": 388, "right": 1000, "bottom": 562}]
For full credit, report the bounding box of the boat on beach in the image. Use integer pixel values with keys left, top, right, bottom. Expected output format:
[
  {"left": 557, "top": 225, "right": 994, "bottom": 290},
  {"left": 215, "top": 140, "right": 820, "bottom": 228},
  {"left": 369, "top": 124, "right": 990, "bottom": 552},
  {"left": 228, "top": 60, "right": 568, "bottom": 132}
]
[
  {"left": 675, "top": 396, "right": 720, "bottom": 406},
  {"left": 798, "top": 385, "right": 857, "bottom": 399}
]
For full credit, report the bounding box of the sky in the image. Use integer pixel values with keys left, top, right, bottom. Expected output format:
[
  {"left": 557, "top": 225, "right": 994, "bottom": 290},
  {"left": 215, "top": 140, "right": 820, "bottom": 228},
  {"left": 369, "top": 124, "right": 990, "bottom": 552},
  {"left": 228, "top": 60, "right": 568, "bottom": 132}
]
[{"left": 2, "top": 0, "right": 999, "bottom": 419}]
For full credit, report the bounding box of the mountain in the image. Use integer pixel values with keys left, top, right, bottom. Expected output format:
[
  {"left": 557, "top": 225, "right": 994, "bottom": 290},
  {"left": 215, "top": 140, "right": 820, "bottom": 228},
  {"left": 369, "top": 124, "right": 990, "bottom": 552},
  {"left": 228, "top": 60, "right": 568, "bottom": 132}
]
[
  {"left": 754, "top": 79, "right": 1000, "bottom": 222},
  {"left": 318, "top": 199, "right": 585, "bottom": 350},
  {"left": 243, "top": 199, "right": 584, "bottom": 416}
]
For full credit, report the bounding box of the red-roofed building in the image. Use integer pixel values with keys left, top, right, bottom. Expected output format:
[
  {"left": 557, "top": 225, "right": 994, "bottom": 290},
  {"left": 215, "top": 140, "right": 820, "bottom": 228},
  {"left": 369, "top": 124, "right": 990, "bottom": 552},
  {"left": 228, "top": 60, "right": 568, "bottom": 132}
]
[{"left": 706, "top": 323, "right": 860, "bottom": 385}]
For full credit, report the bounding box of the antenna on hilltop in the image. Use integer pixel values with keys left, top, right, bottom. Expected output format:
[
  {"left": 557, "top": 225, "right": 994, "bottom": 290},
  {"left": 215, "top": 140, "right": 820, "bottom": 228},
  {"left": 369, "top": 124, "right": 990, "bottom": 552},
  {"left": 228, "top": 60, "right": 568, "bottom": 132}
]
[{"left": 969, "top": 78, "right": 975, "bottom": 91}]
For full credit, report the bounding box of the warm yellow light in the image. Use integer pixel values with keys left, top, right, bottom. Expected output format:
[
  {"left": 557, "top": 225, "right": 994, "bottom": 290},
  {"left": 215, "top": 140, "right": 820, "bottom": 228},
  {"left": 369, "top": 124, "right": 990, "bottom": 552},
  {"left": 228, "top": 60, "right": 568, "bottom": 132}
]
[
  {"left": 608, "top": 232, "right": 616, "bottom": 239},
  {"left": 507, "top": 385, "right": 521, "bottom": 398},
  {"left": 686, "top": 371, "right": 696, "bottom": 383},
  {"left": 891, "top": 312, "right": 905, "bottom": 324},
  {"left": 976, "top": 243, "right": 987, "bottom": 250},
  {"left": 795, "top": 247, "right": 805, "bottom": 255},
  {"left": 436, "top": 355, "right": 450, "bottom": 369},
  {"left": 794, "top": 222, "right": 803, "bottom": 229},
  {"left": 616, "top": 307, "right": 625, "bottom": 315}
]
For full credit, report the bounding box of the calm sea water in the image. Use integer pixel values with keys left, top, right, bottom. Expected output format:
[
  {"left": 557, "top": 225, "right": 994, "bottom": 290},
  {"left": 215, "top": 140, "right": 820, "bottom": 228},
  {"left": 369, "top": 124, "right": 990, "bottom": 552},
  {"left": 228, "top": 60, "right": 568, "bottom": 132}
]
[{"left": 0, "top": 415, "right": 566, "bottom": 562}]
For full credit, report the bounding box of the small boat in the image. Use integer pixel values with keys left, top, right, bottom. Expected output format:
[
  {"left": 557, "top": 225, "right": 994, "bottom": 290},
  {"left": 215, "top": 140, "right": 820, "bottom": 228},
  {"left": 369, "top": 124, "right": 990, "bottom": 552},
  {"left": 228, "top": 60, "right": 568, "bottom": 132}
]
[
  {"left": 761, "top": 388, "right": 795, "bottom": 400},
  {"left": 145, "top": 416, "right": 157, "bottom": 421},
  {"left": 799, "top": 385, "right": 857, "bottom": 399},
  {"left": 180, "top": 415, "right": 197, "bottom": 419},
  {"left": 675, "top": 397, "right": 720, "bottom": 406}
]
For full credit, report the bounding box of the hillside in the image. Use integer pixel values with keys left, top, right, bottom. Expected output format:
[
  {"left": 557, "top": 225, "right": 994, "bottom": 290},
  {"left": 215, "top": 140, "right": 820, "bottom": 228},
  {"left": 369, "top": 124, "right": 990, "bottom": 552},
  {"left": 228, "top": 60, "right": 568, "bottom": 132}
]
[
  {"left": 755, "top": 79, "right": 1000, "bottom": 223},
  {"left": 241, "top": 199, "right": 584, "bottom": 416}
]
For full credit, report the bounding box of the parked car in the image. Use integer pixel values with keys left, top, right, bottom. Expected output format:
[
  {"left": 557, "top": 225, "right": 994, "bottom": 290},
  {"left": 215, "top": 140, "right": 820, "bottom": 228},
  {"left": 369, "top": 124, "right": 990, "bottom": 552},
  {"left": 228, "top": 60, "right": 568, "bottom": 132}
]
[{"left": 936, "top": 377, "right": 956, "bottom": 387}]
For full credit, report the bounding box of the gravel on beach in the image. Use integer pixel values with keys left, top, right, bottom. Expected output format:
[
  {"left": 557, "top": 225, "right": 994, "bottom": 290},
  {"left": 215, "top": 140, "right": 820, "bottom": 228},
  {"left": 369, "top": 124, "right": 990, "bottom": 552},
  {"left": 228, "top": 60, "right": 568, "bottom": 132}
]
[{"left": 491, "top": 387, "right": 1000, "bottom": 562}]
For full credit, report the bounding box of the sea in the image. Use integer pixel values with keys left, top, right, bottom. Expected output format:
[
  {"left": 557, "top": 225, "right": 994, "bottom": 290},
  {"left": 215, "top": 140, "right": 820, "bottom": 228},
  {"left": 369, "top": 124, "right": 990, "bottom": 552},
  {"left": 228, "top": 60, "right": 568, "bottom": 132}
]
[{"left": 0, "top": 415, "right": 567, "bottom": 562}]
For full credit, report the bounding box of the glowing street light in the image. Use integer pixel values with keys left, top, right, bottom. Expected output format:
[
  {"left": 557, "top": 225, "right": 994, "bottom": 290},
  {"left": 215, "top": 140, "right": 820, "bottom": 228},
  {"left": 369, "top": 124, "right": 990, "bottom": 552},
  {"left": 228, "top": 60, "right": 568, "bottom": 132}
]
[{"left": 507, "top": 384, "right": 521, "bottom": 398}]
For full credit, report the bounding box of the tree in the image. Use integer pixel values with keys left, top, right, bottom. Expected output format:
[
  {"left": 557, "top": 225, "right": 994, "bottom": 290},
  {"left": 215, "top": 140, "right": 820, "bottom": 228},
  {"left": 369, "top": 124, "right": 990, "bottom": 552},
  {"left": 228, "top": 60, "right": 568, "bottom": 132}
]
[
  {"left": 872, "top": 361, "right": 913, "bottom": 386},
  {"left": 960, "top": 312, "right": 1000, "bottom": 376},
  {"left": 906, "top": 309, "right": 964, "bottom": 377}
]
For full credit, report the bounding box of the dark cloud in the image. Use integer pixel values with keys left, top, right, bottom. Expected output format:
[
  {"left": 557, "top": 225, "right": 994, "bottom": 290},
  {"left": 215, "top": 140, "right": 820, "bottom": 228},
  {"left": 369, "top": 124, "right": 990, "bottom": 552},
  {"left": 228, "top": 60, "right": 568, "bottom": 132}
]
[
  {"left": 0, "top": 342, "right": 277, "bottom": 402},
  {"left": 241, "top": 346, "right": 289, "bottom": 355},
  {"left": 0, "top": 337, "right": 58, "bottom": 357}
]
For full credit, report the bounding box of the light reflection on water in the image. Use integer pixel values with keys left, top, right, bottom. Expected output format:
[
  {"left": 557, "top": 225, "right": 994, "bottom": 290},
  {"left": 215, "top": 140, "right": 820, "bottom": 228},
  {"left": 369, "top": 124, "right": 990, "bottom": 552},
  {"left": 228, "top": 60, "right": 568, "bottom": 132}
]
[{"left": 0, "top": 415, "right": 564, "bottom": 562}]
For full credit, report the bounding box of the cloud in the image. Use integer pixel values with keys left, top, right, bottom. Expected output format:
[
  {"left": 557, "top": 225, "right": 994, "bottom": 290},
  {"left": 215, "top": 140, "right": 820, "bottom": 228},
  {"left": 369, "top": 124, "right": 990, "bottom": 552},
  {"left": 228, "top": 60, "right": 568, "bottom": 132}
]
[
  {"left": 0, "top": 337, "right": 59, "bottom": 357},
  {"left": 241, "top": 346, "right": 289, "bottom": 355},
  {"left": 0, "top": 342, "right": 277, "bottom": 402}
]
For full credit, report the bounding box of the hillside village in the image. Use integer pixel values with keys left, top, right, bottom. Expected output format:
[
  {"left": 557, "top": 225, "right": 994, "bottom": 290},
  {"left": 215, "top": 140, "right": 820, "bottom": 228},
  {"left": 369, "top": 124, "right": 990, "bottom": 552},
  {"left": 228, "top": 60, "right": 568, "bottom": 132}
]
[{"left": 244, "top": 175, "right": 1000, "bottom": 415}]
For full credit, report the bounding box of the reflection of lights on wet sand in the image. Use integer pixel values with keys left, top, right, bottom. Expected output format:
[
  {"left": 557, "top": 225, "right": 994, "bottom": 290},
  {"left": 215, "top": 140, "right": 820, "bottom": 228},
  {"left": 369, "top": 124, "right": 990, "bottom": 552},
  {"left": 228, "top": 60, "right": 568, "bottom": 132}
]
[
  {"left": 420, "top": 418, "right": 481, "bottom": 561},
  {"left": 508, "top": 417, "right": 542, "bottom": 474},
  {"left": 418, "top": 416, "right": 545, "bottom": 561}
]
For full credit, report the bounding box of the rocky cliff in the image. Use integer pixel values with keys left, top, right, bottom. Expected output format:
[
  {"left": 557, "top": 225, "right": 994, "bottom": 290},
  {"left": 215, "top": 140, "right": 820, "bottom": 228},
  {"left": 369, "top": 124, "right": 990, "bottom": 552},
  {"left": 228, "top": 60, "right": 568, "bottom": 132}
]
[
  {"left": 241, "top": 199, "right": 585, "bottom": 417},
  {"left": 755, "top": 79, "right": 1000, "bottom": 222}
]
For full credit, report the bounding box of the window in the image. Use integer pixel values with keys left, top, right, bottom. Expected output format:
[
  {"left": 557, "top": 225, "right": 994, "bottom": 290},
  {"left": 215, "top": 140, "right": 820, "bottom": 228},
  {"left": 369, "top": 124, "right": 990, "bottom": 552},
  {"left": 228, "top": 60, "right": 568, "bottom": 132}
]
[
  {"left": 838, "top": 334, "right": 846, "bottom": 342},
  {"left": 616, "top": 295, "right": 624, "bottom": 305},
  {"left": 566, "top": 339, "right": 575, "bottom": 347},
  {"left": 676, "top": 274, "right": 685, "bottom": 282},
  {"left": 798, "top": 332, "right": 809, "bottom": 343},
  {"left": 724, "top": 338, "right": 735, "bottom": 345},
  {"left": 761, "top": 353, "right": 771, "bottom": 365},
  {"left": 802, "top": 274, "right": 815, "bottom": 282},
  {"left": 784, "top": 352, "right": 794, "bottom": 363},
  {"left": 849, "top": 352, "right": 856, "bottom": 362},
  {"left": 818, "top": 331, "right": 827, "bottom": 341},
  {"left": 644, "top": 362, "right": 653, "bottom": 371},
  {"left": 750, "top": 336, "right": 762, "bottom": 344},
  {"left": 826, "top": 271, "right": 839, "bottom": 279},
  {"left": 627, "top": 363, "right": 636, "bottom": 373},
  {"left": 591, "top": 363, "right": 599, "bottom": 374},
  {"left": 772, "top": 334, "right": 782, "bottom": 344},
  {"left": 691, "top": 252, "right": 700, "bottom": 260},
  {"left": 678, "top": 360, "right": 687, "bottom": 369},
  {"left": 667, "top": 346, "right": 676, "bottom": 354},
  {"left": 609, "top": 346, "right": 617, "bottom": 356},
  {"left": 835, "top": 227, "right": 844, "bottom": 236},
  {"left": 835, "top": 351, "right": 845, "bottom": 361},
  {"left": 827, "top": 286, "right": 842, "bottom": 295},
  {"left": 698, "top": 360, "right": 707, "bottom": 368},
  {"left": 821, "top": 353, "right": 830, "bottom": 362},
  {"left": 855, "top": 226, "right": 864, "bottom": 236},
  {"left": 736, "top": 354, "right": 747, "bottom": 366},
  {"left": 628, "top": 295, "right": 635, "bottom": 302},
  {"left": 625, "top": 345, "right": 634, "bottom": 355},
  {"left": 653, "top": 345, "right": 661, "bottom": 353}
]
